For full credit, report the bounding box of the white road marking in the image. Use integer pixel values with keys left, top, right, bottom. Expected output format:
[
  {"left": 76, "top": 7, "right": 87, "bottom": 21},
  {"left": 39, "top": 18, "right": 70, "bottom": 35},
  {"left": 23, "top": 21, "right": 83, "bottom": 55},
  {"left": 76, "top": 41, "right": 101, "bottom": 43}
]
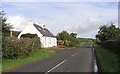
[
  {"left": 94, "top": 64, "right": 98, "bottom": 72},
  {"left": 93, "top": 47, "right": 98, "bottom": 72},
  {"left": 94, "top": 60, "right": 98, "bottom": 72},
  {"left": 45, "top": 59, "right": 67, "bottom": 74},
  {"left": 72, "top": 52, "right": 78, "bottom": 56}
]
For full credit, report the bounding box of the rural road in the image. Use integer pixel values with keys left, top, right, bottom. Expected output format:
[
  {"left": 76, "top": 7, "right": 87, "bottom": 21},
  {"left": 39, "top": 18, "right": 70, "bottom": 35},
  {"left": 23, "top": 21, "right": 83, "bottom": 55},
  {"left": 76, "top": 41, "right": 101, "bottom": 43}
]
[{"left": 5, "top": 42, "right": 94, "bottom": 73}]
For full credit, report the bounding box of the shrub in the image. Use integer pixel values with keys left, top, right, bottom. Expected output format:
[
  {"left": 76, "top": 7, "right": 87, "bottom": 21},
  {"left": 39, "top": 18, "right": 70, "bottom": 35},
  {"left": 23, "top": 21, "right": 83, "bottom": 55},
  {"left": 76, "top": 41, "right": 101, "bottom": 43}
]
[
  {"left": 63, "top": 40, "right": 68, "bottom": 47},
  {"left": 101, "top": 40, "right": 120, "bottom": 54},
  {"left": 57, "top": 40, "right": 77, "bottom": 47},
  {"left": 2, "top": 37, "right": 41, "bottom": 59},
  {"left": 69, "top": 41, "right": 76, "bottom": 47},
  {"left": 21, "top": 33, "right": 38, "bottom": 38}
]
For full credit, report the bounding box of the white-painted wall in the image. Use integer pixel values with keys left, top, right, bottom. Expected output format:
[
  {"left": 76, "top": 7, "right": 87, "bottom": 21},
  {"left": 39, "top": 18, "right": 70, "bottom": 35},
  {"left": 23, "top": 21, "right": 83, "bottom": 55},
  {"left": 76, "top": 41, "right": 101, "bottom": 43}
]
[{"left": 41, "top": 36, "right": 57, "bottom": 48}]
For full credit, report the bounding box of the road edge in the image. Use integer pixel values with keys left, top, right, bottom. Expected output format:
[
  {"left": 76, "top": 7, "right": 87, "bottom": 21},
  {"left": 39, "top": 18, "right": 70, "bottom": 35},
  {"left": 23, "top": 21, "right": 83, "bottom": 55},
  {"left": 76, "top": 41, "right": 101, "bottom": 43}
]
[{"left": 92, "top": 47, "right": 99, "bottom": 73}]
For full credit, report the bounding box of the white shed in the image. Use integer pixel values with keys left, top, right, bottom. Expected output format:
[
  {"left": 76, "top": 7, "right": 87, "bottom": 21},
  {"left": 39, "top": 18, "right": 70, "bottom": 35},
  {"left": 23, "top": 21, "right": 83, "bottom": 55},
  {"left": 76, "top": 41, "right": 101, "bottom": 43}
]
[{"left": 18, "top": 22, "right": 57, "bottom": 48}]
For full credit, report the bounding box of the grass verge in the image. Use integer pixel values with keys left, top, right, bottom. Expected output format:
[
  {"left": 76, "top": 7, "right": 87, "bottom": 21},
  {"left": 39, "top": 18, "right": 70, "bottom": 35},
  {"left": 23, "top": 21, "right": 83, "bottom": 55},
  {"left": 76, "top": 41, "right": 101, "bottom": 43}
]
[
  {"left": 2, "top": 48, "right": 55, "bottom": 71},
  {"left": 79, "top": 41, "right": 86, "bottom": 47},
  {"left": 94, "top": 44, "right": 118, "bottom": 72}
]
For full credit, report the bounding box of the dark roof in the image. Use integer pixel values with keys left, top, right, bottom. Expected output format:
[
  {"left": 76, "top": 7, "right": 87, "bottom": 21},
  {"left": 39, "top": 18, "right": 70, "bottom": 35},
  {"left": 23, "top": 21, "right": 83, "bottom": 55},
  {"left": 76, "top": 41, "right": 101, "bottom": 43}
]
[{"left": 33, "top": 23, "right": 55, "bottom": 37}]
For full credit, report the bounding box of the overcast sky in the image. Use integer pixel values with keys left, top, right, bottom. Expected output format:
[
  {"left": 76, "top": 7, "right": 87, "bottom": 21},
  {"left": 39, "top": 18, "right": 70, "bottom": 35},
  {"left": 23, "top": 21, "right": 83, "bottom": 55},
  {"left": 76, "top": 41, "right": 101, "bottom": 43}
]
[{"left": 2, "top": 1, "right": 118, "bottom": 38}]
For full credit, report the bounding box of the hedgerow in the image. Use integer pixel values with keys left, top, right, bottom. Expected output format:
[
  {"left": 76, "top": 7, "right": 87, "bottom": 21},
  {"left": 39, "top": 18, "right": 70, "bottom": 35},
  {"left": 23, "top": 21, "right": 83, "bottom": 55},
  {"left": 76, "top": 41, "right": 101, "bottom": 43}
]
[{"left": 2, "top": 37, "right": 41, "bottom": 59}]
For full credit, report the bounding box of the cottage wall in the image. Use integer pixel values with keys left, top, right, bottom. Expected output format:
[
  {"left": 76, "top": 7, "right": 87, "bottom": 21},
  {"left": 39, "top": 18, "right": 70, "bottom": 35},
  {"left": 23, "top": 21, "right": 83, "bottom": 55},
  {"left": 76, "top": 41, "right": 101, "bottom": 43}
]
[{"left": 41, "top": 36, "right": 57, "bottom": 48}]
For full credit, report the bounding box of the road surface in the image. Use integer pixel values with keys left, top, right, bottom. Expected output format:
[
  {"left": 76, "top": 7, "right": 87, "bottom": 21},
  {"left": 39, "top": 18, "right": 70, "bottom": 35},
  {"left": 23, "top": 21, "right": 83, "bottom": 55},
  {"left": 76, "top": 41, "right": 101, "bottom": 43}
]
[{"left": 5, "top": 42, "right": 93, "bottom": 72}]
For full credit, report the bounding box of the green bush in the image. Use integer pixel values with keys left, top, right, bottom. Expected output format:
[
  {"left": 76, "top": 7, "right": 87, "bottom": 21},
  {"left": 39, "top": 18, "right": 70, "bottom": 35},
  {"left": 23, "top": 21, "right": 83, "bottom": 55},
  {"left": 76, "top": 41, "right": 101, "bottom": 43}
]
[
  {"left": 101, "top": 40, "right": 120, "bottom": 54},
  {"left": 68, "top": 41, "right": 76, "bottom": 47},
  {"left": 21, "top": 33, "right": 38, "bottom": 38},
  {"left": 57, "top": 40, "right": 77, "bottom": 47},
  {"left": 2, "top": 37, "right": 41, "bottom": 59}
]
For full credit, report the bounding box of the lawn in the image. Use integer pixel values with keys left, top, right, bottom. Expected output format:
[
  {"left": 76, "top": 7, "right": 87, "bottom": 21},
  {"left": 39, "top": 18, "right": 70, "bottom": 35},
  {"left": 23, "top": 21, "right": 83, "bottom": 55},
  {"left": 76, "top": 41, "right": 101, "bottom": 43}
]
[
  {"left": 94, "top": 44, "right": 118, "bottom": 72},
  {"left": 2, "top": 48, "right": 55, "bottom": 71}
]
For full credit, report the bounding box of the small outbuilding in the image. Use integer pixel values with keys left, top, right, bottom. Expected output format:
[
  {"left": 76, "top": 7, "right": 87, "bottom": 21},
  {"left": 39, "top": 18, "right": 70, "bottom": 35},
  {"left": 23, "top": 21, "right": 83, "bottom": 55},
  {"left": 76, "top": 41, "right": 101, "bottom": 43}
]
[{"left": 18, "top": 22, "right": 57, "bottom": 48}]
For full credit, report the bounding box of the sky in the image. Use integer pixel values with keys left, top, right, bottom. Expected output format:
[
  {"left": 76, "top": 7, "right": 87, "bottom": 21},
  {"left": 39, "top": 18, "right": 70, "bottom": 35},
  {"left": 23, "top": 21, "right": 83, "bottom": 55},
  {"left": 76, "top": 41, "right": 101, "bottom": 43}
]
[{"left": 1, "top": 1, "right": 119, "bottom": 38}]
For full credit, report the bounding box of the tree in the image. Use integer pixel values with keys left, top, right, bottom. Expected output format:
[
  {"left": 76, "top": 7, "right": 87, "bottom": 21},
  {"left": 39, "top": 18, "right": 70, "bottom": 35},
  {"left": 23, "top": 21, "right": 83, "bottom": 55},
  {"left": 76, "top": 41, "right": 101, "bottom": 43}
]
[
  {"left": 96, "top": 22, "right": 120, "bottom": 42},
  {"left": 70, "top": 33, "right": 77, "bottom": 38},
  {"left": 56, "top": 31, "right": 80, "bottom": 47},
  {"left": 1, "top": 11, "right": 13, "bottom": 57},
  {"left": 56, "top": 31, "right": 69, "bottom": 40},
  {"left": 0, "top": 11, "right": 12, "bottom": 36},
  {"left": 96, "top": 22, "right": 120, "bottom": 53}
]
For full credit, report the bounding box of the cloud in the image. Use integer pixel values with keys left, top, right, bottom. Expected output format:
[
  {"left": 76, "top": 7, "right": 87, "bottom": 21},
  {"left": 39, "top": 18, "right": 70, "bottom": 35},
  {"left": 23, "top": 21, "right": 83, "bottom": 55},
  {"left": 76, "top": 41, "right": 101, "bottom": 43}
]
[
  {"left": 4, "top": 2, "right": 118, "bottom": 38},
  {"left": 6, "top": 16, "right": 29, "bottom": 31},
  {"left": 64, "top": 16, "right": 102, "bottom": 33}
]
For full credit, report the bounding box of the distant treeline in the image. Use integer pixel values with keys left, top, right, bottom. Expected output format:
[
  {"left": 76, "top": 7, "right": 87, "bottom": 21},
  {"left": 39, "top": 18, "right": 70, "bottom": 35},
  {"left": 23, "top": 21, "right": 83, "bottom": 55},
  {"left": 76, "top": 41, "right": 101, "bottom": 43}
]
[{"left": 56, "top": 31, "right": 92, "bottom": 47}]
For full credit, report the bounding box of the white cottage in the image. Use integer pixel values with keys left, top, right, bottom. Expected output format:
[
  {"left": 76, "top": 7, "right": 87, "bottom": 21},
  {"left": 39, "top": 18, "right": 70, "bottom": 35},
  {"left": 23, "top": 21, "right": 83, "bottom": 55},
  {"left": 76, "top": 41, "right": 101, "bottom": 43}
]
[{"left": 18, "top": 22, "right": 57, "bottom": 48}]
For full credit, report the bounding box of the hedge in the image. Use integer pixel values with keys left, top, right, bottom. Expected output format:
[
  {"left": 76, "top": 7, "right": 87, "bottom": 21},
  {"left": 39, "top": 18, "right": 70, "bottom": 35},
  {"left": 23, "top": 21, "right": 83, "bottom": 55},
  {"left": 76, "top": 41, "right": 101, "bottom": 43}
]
[
  {"left": 101, "top": 40, "right": 120, "bottom": 54},
  {"left": 2, "top": 37, "right": 41, "bottom": 59},
  {"left": 21, "top": 33, "right": 38, "bottom": 38}
]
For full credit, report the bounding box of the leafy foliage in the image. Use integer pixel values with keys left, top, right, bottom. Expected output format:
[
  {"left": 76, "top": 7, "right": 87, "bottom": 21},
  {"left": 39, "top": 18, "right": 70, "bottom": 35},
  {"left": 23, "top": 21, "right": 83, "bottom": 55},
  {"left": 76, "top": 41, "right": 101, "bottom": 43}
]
[
  {"left": 70, "top": 33, "right": 77, "bottom": 38},
  {"left": 56, "top": 31, "right": 69, "bottom": 40},
  {"left": 21, "top": 33, "right": 38, "bottom": 38},
  {"left": 2, "top": 37, "right": 41, "bottom": 59},
  {"left": 1, "top": 11, "right": 41, "bottom": 59},
  {"left": 96, "top": 23, "right": 120, "bottom": 42},
  {"left": 101, "top": 40, "right": 120, "bottom": 53},
  {"left": 56, "top": 31, "right": 90, "bottom": 47},
  {"left": 96, "top": 22, "right": 120, "bottom": 54},
  {"left": 12, "top": 31, "right": 21, "bottom": 37},
  {"left": 0, "top": 11, "right": 12, "bottom": 36},
  {"left": 56, "top": 31, "right": 78, "bottom": 47}
]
